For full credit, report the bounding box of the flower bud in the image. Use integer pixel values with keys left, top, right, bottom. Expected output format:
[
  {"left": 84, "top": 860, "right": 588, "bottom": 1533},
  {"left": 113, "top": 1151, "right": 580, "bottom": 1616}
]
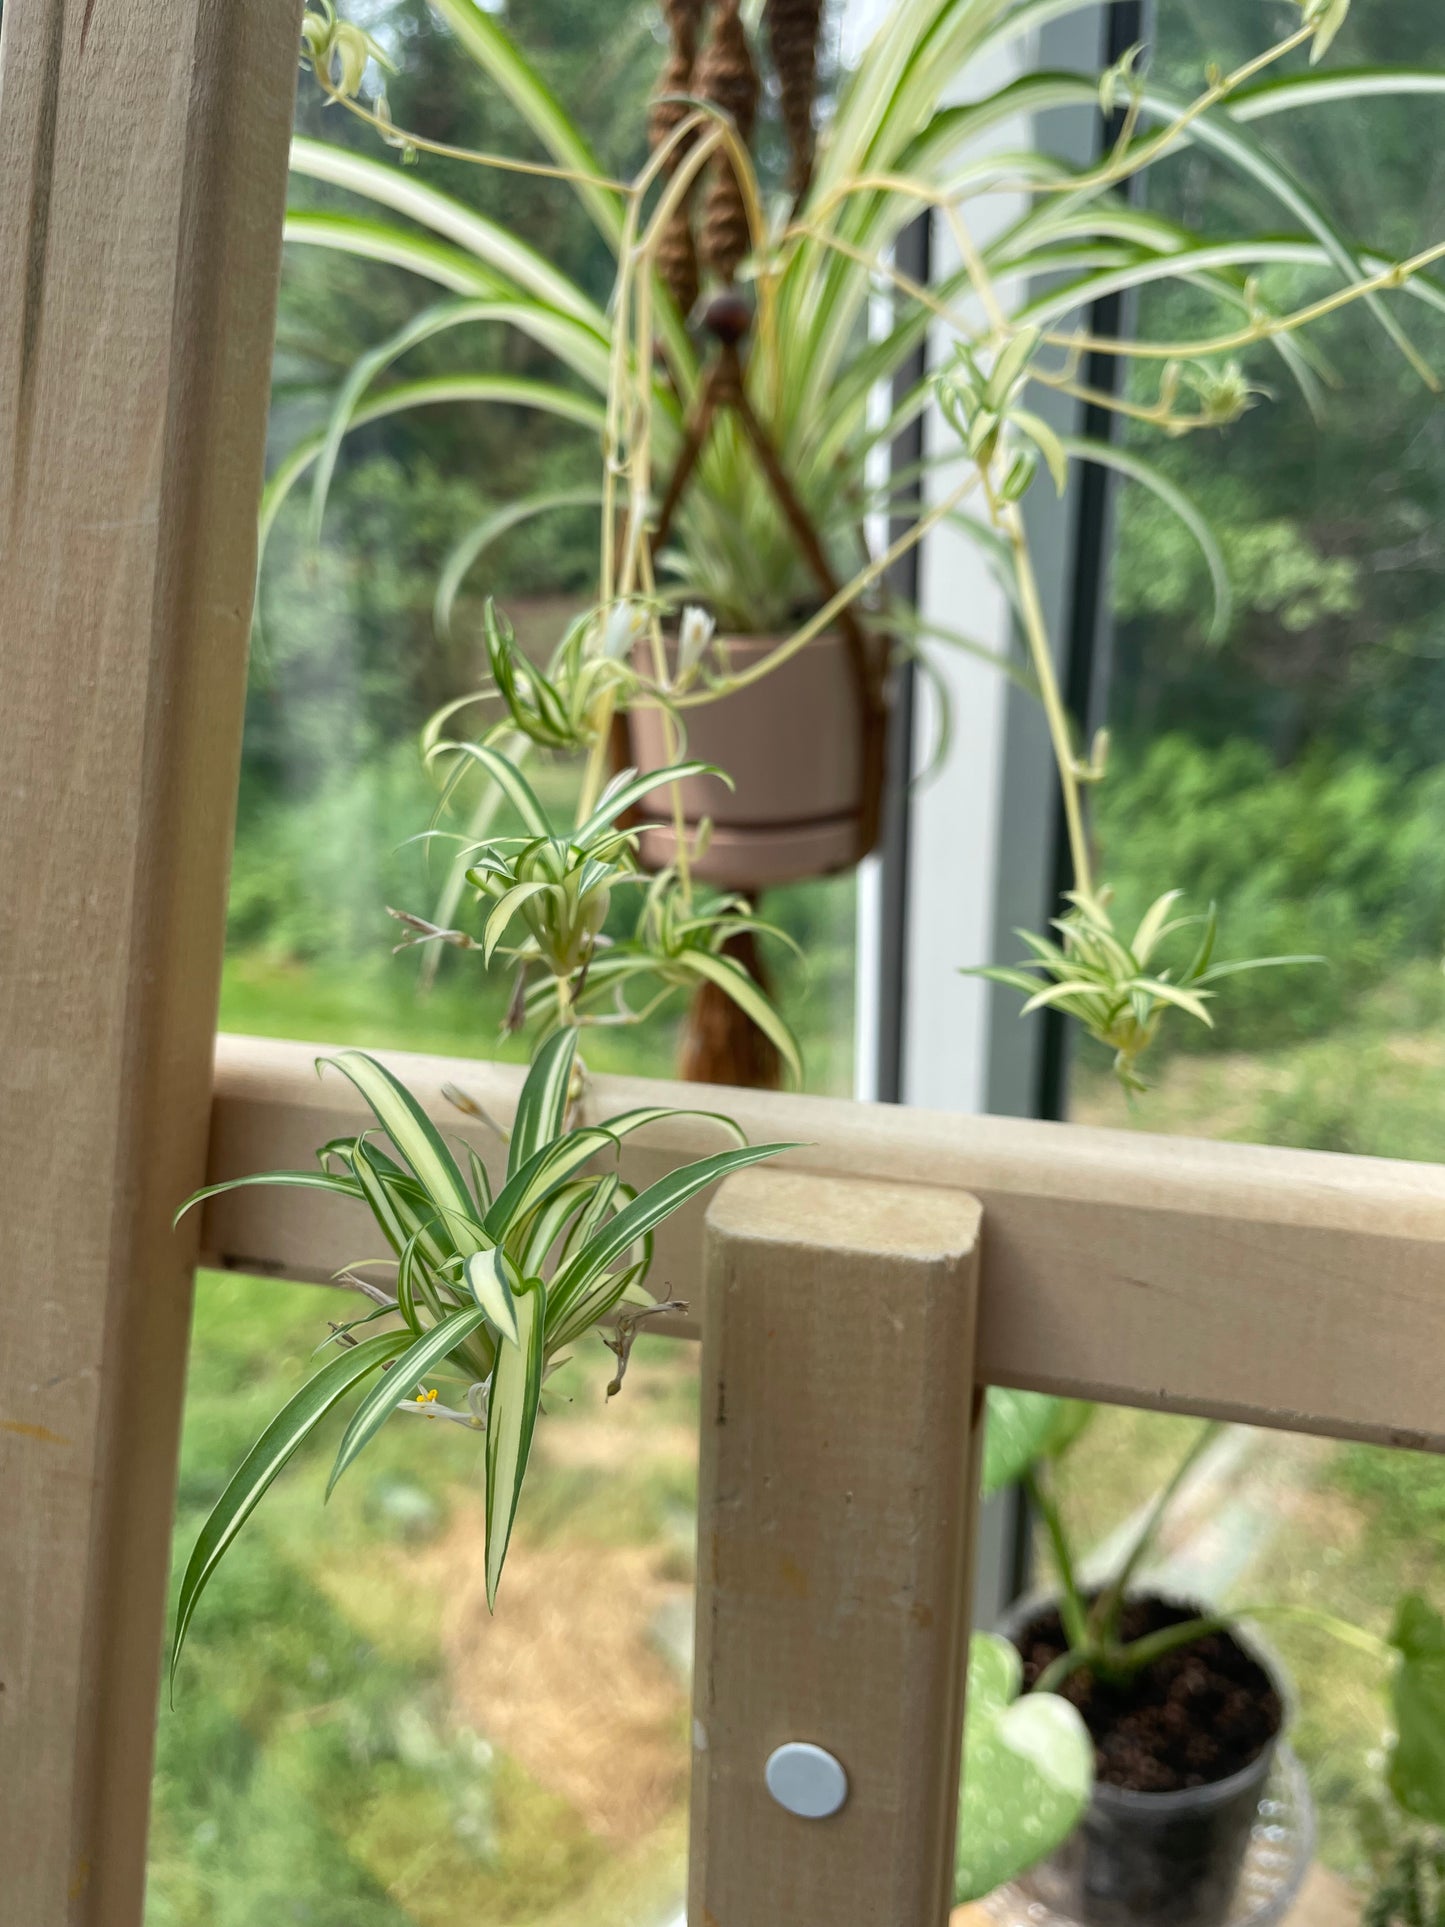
[{"left": 677, "top": 605, "right": 716, "bottom": 682}]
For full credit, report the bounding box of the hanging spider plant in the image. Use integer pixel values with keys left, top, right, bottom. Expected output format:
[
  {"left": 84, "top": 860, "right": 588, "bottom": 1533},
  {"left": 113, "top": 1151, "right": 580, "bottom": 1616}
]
[
  {"left": 967, "top": 890, "right": 1321, "bottom": 1093},
  {"left": 171, "top": 1028, "right": 794, "bottom": 1677},
  {"left": 269, "top": 0, "right": 1445, "bottom": 650},
  {"left": 272, "top": 0, "right": 1443, "bottom": 1089}
]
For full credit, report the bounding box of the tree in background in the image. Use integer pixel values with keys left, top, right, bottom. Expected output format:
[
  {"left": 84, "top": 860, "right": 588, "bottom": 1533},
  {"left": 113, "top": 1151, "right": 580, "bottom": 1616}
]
[{"left": 1110, "top": 0, "right": 1445, "bottom": 767}]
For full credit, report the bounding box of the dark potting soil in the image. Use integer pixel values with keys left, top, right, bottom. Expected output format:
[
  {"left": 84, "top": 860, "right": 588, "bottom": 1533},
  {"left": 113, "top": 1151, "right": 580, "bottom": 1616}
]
[{"left": 1014, "top": 1597, "right": 1283, "bottom": 1795}]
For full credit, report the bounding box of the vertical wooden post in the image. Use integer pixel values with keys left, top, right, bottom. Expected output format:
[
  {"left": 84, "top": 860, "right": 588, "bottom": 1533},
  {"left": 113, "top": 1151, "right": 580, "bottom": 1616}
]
[
  {"left": 0, "top": 2, "right": 300, "bottom": 1920},
  {"left": 691, "top": 1168, "right": 985, "bottom": 1926}
]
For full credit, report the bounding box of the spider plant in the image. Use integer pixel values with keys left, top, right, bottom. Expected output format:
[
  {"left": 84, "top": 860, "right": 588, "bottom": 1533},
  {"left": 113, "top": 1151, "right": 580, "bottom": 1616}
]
[
  {"left": 391, "top": 733, "right": 804, "bottom": 1072},
  {"left": 270, "top": 0, "right": 1443, "bottom": 1085},
  {"left": 171, "top": 1027, "right": 794, "bottom": 1677},
  {"left": 432, "top": 597, "right": 722, "bottom": 759},
  {"left": 518, "top": 861, "right": 805, "bottom": 1081},
  {"left": 970, "top": 890, "right": 1320, "bottom": 1092},
  {"left": 437, "top": 598, "right": 648, "bottom": 757},
  {"left": 270, "top": 0, "right": 1445, "bottom": 654}
]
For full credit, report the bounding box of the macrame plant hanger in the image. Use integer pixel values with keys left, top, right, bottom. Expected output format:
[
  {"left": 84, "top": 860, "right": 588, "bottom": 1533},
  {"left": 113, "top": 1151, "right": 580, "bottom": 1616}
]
[{"left": 640, "top": 0, "right": 890, "bottom": 1085}]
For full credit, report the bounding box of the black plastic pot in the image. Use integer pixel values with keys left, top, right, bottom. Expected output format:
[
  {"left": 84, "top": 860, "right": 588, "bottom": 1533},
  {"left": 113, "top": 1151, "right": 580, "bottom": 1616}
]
[
  {"left": 1006, "top": 1597, "right": 1285, "bottom": 1927},
  {"left": 1018, "top": 1735, "right": 1276, "bottom": 1927}
]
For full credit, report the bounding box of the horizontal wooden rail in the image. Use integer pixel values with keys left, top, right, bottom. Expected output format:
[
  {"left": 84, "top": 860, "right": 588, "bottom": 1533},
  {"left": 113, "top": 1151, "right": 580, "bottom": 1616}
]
[{"left": 205, "top": 1033, "right": 1445, "bottom": 1454}]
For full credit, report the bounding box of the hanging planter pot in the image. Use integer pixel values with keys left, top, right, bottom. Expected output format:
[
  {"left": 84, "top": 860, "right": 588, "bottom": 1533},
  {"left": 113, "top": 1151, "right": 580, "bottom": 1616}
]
[
  {"left": 622, "top": 628, "right": 887, "bottom": 889},
  {"left": 616, "top": 623, "right": 888, "bottom": 1090},
  {"left": 1002, "top": 1593, "right": 1297, "bottom": 1927}
]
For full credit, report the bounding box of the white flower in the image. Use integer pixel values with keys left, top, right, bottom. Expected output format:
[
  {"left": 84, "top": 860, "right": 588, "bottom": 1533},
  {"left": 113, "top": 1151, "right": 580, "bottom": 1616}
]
[
  {"left": 595, "top": 600, "right": 646, "bottom": 661},
  {"left": 677, "top": 605, "right": 717, "bottom": 681}
]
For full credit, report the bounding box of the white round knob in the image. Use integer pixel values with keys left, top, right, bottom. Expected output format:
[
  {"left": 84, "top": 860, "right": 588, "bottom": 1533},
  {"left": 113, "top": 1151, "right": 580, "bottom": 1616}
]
[{"left": 764, "top": 1741, "right": 849, "bottom": 1819}]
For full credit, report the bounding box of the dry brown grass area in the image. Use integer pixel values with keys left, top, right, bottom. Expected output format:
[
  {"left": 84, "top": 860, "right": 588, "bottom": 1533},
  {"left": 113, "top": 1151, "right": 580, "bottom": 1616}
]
[
  {"left": 411, "top": 1512, "right": 692, "bottom": 1842},
  {"left": 536, "top": 1413, "right": 696, "bottom": 1472}
]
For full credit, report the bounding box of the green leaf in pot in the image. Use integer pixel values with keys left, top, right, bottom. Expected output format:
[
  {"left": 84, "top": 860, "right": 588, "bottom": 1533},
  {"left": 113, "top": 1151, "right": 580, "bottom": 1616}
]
[
  {"left": 954, "top": 1631, "right": 1094, "bottom": 1904},
  {"left": 982, "top": 1389, "right": 1096, "bottom": 1498}
]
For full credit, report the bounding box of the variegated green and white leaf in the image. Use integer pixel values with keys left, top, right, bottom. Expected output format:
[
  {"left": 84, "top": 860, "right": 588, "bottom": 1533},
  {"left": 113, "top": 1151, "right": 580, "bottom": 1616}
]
[
  {"left": 175, "top": 1168, "right": 364, "bottom": 1225},
  {"left": 485, "top": 1127, "right": 619, "bottom": 1247},
  {"left": 429, "top": 740, "right": 553, "bottom": 840},
  {"left": 171, "top": 1329, "right": 410, "bottom": 1686},
  {"left": 321, "top": 1053, "right": 483, "bottom": 1253},
  {"left": 573, "top": 762, "right": 723, "bottom": 847},
  {"left": 955, "top": 1633, "right": 1094, "bottom": 1903},
  {"left": 466, "top": 1246, "right": 522, "bottom": 1346},
  {"left": 290, "top": 137, "right": 608, "bottom": 329},
  {"left": 485, "top": 1277, "right": 547, "bottom": 1607},
  {"left": 678, "top": 949, "right": 804, "bottom": 1087},
  {"left": 508, "top": 1026, "right": 580, "bottom": 1177},
  {"left": 328, "top": 1305, "right": 493, "bottom": 1497},
  {"left": 547, "top": 1139, "right": 799, "bottom": 1333}
]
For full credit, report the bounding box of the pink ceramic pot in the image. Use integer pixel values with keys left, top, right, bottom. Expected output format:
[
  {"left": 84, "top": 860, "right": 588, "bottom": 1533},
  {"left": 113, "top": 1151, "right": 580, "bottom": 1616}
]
[{"left": 623, "top": 631, "right": 881, "bottom": 888}]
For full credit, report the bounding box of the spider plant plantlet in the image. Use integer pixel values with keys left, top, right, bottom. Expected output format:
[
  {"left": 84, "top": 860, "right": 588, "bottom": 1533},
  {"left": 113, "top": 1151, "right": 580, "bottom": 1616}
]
[
  {"left": 970, "top": 891, "right": 1321, "bottom": 1094},
  {"left": 169, "top": 1027, "right": 796, "bottom": 1682},
  {"left": 394, "top": 732, "right": 803, "bottom": 1074},
  {"left": 932, "top": 319, "right": 1326, "bottom": 1089},
  {"left": 518, "top": 860, "right": 805, "bottom": 1082}
]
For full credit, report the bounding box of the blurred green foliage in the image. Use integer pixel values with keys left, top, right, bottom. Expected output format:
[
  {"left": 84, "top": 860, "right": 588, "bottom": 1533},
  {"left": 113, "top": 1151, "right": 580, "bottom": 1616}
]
[
  {"left": 1092, "top": 736, "right": 1445, "bottom": 1052},
  {"left": 1107, "top": 0, "right": 1445, "bottom": 766}
]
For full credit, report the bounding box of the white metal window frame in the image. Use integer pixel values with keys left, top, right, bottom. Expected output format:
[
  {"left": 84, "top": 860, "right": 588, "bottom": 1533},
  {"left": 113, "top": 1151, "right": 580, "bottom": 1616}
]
[{"left": 850, "top": 0, "right": 1130, "bottom": 1621}]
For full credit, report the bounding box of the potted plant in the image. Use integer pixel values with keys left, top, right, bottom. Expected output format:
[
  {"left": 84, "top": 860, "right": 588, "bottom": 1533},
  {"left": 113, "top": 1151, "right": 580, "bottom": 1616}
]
[
  {"left": 271, "top": 0, "right": 1444, "bottom": 1084},
  {"left": 955, "top": 1392, "right": 1445, "bottom": 1927}
]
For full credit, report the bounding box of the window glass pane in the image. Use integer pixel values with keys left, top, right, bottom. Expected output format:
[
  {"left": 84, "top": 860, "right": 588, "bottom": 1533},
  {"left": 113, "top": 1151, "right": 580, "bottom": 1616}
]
[
  {"left": 1074, "top": 2, "right": 1445, "bottom": 1149},
  {"left": 218, "top": 0, "right": 855, "bottom": 1096},
  {"left": 151, "top": 3, "right": 858, "bottom": 1916},
  {"left": 1061, "top": 0, "right": 1445, "bottom": 1911}
]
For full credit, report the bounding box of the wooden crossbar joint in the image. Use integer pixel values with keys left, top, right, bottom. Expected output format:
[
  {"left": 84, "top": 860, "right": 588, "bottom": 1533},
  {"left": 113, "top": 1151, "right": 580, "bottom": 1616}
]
[
  {"left": 690, "top": 1168, "right": 985, "bottom": 1926},
  {"left": 206, "top": 1037, "right": 1445, "bottom": 1452}
]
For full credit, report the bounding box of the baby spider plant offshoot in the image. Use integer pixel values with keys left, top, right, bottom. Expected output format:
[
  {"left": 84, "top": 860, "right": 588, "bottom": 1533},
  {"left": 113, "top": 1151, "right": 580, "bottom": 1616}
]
[
  {"left": 394, "top": 720, "right": 802, "bottom": 1076},
  {"left": 970, "top": 892, "right": 1320, "bottom": 1095},
  {"left": 934, "top": 331, "right": 1318, "bottom": 1091},
  {"left": 434, "top": 601, "right": 649, "bottom": 758},
  {"left": 170, "top": 1030, "right": 794, "bottom": 1683}
]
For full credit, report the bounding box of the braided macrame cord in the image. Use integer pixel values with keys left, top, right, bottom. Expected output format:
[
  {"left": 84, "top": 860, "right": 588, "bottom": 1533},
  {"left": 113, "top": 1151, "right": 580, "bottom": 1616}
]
[{"left": 634, "top": 0, "right": 890, "bottom": 1084}]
